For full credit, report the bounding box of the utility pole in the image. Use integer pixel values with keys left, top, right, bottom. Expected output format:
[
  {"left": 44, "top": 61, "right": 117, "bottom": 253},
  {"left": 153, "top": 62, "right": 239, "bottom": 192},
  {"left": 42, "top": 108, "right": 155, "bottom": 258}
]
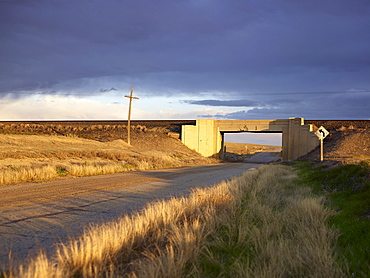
[{"left": 124, "top": 87, "right": 139, "bottom": 145}]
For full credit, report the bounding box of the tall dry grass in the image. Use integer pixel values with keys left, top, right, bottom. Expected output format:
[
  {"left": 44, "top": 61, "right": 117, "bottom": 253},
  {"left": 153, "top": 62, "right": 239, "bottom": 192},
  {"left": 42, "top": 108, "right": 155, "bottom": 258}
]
[
  {"left": 0, "top": 156, "right": 188, "bottom": 185},
  {"left": 189, "top": 166, "right": 343, "bottom": 277},
  {"left": 0, "top": 163, "right": 129, "bottom": 185},
  {"left": 0, "top": 165, "right": 59, "bottom": 184},
  {"left": 5, "top": 165, "right": 344, "bottom": 278}
]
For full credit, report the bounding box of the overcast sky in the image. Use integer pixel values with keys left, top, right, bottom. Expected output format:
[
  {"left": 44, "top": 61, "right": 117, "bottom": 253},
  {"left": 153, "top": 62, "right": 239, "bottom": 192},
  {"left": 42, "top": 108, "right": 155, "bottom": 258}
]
[{"left": 1, "top": 0, "right": 369, "bottom": 121}]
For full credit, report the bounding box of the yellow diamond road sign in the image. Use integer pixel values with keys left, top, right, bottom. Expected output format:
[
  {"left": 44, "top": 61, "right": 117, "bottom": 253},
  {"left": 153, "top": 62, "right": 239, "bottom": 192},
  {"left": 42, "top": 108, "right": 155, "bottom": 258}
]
[{"left": 314, "top": 126, "right": 329, "bottom": 140}]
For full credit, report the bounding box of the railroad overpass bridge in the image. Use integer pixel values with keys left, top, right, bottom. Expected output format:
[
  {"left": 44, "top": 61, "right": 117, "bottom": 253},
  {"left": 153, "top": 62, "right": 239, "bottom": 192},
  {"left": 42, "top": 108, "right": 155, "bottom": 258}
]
[{"left": 181, "top": 118, "right": 319, "bottom": 161}]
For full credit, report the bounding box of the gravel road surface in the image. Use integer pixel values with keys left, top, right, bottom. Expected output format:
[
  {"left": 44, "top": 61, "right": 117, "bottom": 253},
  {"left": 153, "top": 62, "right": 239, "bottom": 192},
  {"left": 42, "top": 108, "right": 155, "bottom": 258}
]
[
  {"left": 244, "top": 149, "right": 281, "bottom": 163},
  {"left": 0, "top": 162, "right": 260, "bottom": 267}
]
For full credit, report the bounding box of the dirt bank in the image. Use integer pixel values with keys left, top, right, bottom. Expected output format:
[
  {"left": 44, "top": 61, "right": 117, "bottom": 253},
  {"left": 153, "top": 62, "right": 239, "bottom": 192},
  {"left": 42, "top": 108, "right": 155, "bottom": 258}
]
[{"left": 301, "top": 120, "right": 370, "bottom": 165}]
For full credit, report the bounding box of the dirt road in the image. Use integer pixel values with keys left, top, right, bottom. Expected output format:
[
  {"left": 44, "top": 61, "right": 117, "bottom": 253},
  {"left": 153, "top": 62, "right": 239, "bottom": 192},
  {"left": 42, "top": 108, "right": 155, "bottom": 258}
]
[
  {"left": 244, "top": 148, "right": 282, "bottom": 163},
  {"left": 0, "top": 162, "right": 260, "bottom": 267}
]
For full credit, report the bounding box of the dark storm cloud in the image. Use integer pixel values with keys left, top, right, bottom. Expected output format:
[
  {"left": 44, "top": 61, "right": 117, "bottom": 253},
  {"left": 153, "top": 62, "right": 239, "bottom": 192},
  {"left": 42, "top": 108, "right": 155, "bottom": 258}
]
[
  {"left": 182, "top": 99, "right": 263, "bottom": 107},
  {"left": 0, "top": 0, "right": 369, "bottom": 118},
  {"left": 100, "top": 87, "right": 118, "bottom": 93},
  {"left": 0, "top": 0, "right": 262, "bottom": 93},
  {"left": 183, "top": 93, "right": 314, "bottom": 108},
  {"left": 201, "top": 92, "right": 370, "bottom": 120}
]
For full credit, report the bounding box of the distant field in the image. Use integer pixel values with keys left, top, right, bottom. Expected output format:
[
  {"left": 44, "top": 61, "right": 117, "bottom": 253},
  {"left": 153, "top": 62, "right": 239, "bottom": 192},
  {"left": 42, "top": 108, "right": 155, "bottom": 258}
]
[{"left": 225, "top": 142, "right": 281, "bottom": 154}]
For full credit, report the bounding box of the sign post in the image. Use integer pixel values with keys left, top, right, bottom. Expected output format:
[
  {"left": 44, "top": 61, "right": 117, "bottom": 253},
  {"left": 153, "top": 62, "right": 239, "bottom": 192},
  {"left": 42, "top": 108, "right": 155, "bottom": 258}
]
[
  {"left": 314, "top": 126, "right": 329, "bottom": 161},
  {"left": 124, "top": 87, "right": 139, "bottom": 145}
]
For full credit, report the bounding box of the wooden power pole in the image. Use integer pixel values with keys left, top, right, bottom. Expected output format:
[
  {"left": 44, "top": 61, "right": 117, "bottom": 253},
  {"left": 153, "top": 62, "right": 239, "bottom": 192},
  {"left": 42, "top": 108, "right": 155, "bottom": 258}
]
[{"left": 124, "top": 87, "right": 139, "bottom": 145}]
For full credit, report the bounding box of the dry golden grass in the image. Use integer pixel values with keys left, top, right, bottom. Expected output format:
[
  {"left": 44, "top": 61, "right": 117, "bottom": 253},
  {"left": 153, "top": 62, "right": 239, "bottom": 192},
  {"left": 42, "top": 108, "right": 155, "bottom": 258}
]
[
  {"left": 0, "top": 134, "right": 213, "bottom": 185},
  {"left": 6, "top": 165, "right": 344, "bottom": 278},
  {"left": 0, "top": 165, "right": 58, "bottom": 184}
]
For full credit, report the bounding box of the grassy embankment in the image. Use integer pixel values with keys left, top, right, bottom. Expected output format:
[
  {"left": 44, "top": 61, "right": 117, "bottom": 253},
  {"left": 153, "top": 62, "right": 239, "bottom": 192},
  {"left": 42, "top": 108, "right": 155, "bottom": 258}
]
[
  {"left": 293, "top": 161, "right": 370, "bottom": 277},
  {"left": 3, "top": 165, "right": 344, "bottom": 277},
  {"left": 0, "top": 134, "right": 213, "bottom": 185}
]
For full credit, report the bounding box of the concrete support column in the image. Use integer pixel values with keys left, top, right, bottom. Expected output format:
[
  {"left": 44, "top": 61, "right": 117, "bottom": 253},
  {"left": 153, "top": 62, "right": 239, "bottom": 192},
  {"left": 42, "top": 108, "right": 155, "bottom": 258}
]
[
  {"left": 284, "top": 117, "right": 319, "bottom": 161},
  {"left": 219, "top": 132, "right": 225, "bottom": 160},
  {"left": 181, "top": 124, "right": 198, "bottom": 153},
  {"left": 281, "top": 126, "right": 289, "bottom": 161},
  {"left": 197, "top": 119, "right": 214, "bottom": 157}
]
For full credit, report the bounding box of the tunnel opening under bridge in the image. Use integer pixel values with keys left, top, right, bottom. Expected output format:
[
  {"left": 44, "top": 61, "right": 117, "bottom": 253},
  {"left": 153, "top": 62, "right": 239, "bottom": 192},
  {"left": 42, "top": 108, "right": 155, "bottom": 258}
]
[{"left": 222, "top": 131, "right": 282, "bottom": 162}]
